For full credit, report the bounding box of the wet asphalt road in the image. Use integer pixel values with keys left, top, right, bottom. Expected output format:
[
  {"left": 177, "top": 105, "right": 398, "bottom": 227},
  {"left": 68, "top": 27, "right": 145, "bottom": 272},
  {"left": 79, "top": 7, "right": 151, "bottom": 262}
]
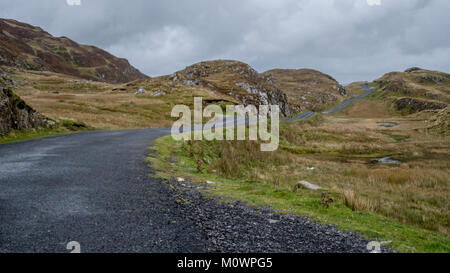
[{"left": 0, "top": 129, "right": 208, "bottom": 253}]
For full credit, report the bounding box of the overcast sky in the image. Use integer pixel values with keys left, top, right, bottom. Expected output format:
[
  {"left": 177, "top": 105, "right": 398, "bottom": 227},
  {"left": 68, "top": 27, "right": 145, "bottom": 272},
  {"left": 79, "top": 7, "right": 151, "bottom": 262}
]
[{"left": 1, "top": 0, "right": 449, "bottom": 84}]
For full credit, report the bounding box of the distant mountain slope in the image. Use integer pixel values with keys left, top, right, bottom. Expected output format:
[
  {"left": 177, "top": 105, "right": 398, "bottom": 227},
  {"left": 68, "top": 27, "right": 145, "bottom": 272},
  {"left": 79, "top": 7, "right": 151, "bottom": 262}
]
[
  {"left": 263, "top": 69, "right": 348, "bottom": 113},
  {"left": 167, "top": 60, "right": 292, "bottom": 116},
  {"left": 373, "top": 67, "right": 449, "bottom": 114},
  {"left": 0, "top": 18, "right": 147, "bottom": 83}
]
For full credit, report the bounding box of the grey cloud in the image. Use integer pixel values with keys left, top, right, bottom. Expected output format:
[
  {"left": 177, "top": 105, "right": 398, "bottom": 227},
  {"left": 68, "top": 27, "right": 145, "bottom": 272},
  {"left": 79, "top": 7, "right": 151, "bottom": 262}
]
[{"left": 0, "top": 0, "right": 448, "bottom": 84}]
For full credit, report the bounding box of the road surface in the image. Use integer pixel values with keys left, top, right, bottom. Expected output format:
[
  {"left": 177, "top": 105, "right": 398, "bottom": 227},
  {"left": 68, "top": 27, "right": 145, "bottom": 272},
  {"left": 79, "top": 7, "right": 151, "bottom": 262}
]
[{"left": 0, "top": 129, "right": 209, "bottom": 253}]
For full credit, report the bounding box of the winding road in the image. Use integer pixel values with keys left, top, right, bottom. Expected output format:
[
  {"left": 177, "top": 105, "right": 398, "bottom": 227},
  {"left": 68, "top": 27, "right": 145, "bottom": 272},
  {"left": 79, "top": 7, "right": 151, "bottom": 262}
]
[
  {"left": 284, "top": 84, "right": 373, "bottom": 121},
  {"left": 0, "top": 84, "right": 373, "bottom": 253}
]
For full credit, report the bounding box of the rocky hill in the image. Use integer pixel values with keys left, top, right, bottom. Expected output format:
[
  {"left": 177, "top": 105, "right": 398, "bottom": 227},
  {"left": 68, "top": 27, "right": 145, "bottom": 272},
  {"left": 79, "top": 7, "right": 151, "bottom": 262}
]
[
  {"left": 263, "top": 69, "right": 348, "bottom": 113},
  {"left": 0, "top": 73, "right": 49, "bottom": 135},
  {"left": 0, "top": 18, "right": 147, "bottom": 84},
  {"left": 373, "top": 67, "right": 449, "bottom": 114},
  {"left": 167, "top": 60, "right": 292, "bottom": 116}
]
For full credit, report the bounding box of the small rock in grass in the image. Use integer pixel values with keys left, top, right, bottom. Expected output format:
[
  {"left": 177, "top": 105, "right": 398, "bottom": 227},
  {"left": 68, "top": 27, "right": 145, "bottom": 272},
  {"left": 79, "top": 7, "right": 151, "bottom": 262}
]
[
  {"left": 177, "top": 177, "right": 185, "bottom": 182},
  {"left": 150, "top": 89, "right": 166, "bottom": 97},
  {"left": 135, "top": 87, "right": 147, "bottom": 94},
  {"left": 296, "top": 181, "right": 322, "bottom": 191}
]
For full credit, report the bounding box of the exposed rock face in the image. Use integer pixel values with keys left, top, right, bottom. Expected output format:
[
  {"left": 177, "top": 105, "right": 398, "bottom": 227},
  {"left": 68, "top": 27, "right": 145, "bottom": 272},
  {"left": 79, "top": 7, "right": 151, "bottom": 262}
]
[
  {"left": 170, "top": 60, "right": 292, "bottom": 116},
  {"left": 395, "top": 98, "right": 447, "bottom": 113},
  {"left": 263, "top": 69, "right": 348, "bottom": 113},
  {"left": 0, "top": 18, "right": 147, "bottom": 83},
  {"left": 420, "top": 75, "right": 445, "bottom": 84},
  {"left": 0, "top": 78, "right": 47, "bottom": 135},
  {"left": 405, "top": 67, "right": 423, "bottom": 73}
]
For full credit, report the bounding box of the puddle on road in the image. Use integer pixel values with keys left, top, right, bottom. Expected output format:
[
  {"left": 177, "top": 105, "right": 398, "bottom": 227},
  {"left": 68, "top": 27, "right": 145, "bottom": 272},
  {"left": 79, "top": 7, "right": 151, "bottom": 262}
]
[
  {"left": 370, "top": 157, "right": 402, "bottom": 165},
  {"left": 378, "top": 122, "right": 398, "bottom": 128}
]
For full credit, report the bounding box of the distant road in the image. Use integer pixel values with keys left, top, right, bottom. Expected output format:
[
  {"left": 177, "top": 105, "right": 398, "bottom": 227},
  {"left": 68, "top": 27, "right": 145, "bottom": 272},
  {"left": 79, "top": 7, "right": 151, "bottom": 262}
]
[{"left": 283, "top": 84, "right": 373, "bottom": 121}]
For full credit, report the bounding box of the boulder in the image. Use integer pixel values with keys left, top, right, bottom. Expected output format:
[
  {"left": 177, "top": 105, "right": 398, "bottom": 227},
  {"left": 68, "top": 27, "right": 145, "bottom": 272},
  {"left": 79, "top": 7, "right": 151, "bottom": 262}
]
[
  {"left": 370, "top": 157, "right": 401, "bottom": 165},
  {"left": 296, "top": 181, "right": 322, "bottom": 191},
  {"left": 150, "top": 89, "right": 167, "bottom": 97},
  {"left": 135, "top": 87, "right": 147, "bottom": 95},
  {"left": 1, "top": 80, "right": 47, "bottom": 135}
]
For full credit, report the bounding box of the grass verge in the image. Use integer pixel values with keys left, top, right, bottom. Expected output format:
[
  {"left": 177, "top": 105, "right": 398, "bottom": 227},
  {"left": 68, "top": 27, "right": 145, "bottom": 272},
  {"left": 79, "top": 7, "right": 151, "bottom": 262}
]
[
  {"left": 0, "top": 120, "right": 92, "bottom": 144},
  {"left": 148, "top": 130, "right": 450, "bottom": 253}
]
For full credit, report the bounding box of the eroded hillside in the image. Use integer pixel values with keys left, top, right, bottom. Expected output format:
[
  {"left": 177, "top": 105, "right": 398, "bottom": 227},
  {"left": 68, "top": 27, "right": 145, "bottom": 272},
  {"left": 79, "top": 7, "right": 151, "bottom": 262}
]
[
  {"left": 0, "top": 18, "right": 147, "bottom": 84},
  {"left": 264, "top": 69, "right": 348, "bottom": 113},
  {"left": 167, "top": 60, "right": 292, "bottom": 116}
]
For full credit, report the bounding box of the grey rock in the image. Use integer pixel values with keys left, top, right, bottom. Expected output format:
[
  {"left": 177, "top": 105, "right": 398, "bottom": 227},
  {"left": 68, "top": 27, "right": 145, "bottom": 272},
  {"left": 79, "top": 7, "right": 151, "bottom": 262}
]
[
  {"left": 0, "top": 82, "right": 47, "bottom": 134},
  {"left": 405, "top": 67, "right": 422, "bottom": 73},
  {"left": 370, "top": 157, "right": 401, "bottom": 165},
  {"left": 395, "top": 98, "right": 447, "bottom": 113},
  {"left": 136, "top": 87, "right": 147, "bottom": 95},
  {"left": 297, "top": 181, "right": 322, "bottom": 190},
  {"left": 420, "top": 75, "right": 445, "bottom": 84},
  {"left": 150, "top": 89, "right": 166, "bottom": 97}
]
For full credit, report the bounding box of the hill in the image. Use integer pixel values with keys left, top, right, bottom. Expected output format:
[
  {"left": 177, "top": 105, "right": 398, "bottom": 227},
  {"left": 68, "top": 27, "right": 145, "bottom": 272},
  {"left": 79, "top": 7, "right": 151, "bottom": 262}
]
[
  {"left": 263, "top": 69, "right": 348, "bottom": 113},
  {"left": 168, "top": 60, "right": 292, "bottom": 116},
  {"left": 0, "top": 18, "right": 147, "bottom": 84},
  {"left": 372, "top": 67, "right": 449, "bottom": 114}
]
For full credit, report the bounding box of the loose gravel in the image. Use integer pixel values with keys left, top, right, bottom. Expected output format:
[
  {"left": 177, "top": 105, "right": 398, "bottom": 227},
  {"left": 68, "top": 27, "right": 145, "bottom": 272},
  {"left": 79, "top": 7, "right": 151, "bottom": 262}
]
[{"left": 165, "top": 177, "right": 391, "bottom": 253}]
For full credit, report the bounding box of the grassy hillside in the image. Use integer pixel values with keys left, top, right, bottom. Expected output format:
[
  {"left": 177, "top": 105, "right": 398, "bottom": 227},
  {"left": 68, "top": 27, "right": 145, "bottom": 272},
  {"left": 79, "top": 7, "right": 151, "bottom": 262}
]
[
  {"left": 371, "top": 68, "right": 449, "bottom": 114},
  {"left": 0, "top": 18, "right": 147, "bottom": 83},
  {"left": 2, "top": 66, "right": 237, "bottom": 129}
]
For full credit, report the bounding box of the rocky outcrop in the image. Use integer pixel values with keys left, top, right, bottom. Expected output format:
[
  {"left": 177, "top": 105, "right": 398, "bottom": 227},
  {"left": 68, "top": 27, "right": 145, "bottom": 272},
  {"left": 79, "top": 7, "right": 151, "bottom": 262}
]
[
  {"left": 170, "top": 60, "right": 292, "bottom": 116},
  {"left": 420, "top": 75, "right": 446, "bottom": 84},
  {"left": 405, "top": 67, "right": 423, "bottom": 73},
  {"left": 0, "top": 77, "right": 48, "bottom": 135},
  {"left": 394, "top": 98, "right": 447, "bottom": 113},
  {"left": 0, "top": 18, "right": 147, "bottom": 83}
]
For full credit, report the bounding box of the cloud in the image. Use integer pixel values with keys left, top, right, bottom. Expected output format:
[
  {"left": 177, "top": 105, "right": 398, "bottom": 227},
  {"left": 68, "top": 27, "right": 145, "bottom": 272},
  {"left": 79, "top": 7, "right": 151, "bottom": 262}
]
[
  {"left": 366, "top": 0, "right": 381, "bottom": 6},
  {"left": 0, "top": 0, "right": 449, "bottom": 83}
]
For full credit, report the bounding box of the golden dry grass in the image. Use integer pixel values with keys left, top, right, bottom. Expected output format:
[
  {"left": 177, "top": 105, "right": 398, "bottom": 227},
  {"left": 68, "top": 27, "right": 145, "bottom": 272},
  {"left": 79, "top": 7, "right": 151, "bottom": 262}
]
[
  {"left": 183, "top": 104, "right": 450, "bottom": 237},
  {"left": 9, "top": 69, "right": 236, "bottom": 129}
]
